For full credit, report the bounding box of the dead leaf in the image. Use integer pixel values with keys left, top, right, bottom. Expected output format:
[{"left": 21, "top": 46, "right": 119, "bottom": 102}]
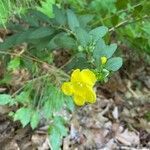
[
  {"left": 116, "top": 129, "right": 139, "bottom": 146},
  {"left": 112, "top": 106, "right": 119, "bottom": 120},
  {"left": 3, "top": 140, "right": 20, "bottom": 150}
]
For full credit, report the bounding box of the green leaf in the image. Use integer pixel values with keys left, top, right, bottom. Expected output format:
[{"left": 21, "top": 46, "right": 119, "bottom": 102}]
[
  {"left": 111, "top": 15, "right": 119, "bottom": 26},
  {"left": 64, "top": 96, "right": 74, "bottom": 112},
  {"left": 54, "top": 33, "right": 76, "bottom": 49},
  {"left": 67, "top": 9, "right": 80, "bottom": 31},
  {"left": 105, "top": 57, "right": 123, "bottom": 71},
  {"left": 43, "top": 84, "right": 65, "bottom": 119},
  {"left": 0, "top": 94, "right": 12, "bottom": 105},
  {"left": 89, "top": 26, "right": 108, "bottom": 41},
  {"left": 93, "top": 38, "right": 106, "bottom": 59},
  {"left": 22, "top": 14, "right": 39, "bottom": 27},
  {"left": 7, "top": 22, "right": 25, "bottom": 32},
  {"left": 94, "top": 43, "right": 117, "bottom": 59},
  {"left": 29, "top": 27, "right": 54, "bottom": 39},
  {"left": 16, "top": 91, "right": 30, "bottom": 104},
  {"left": 132, "top": 5, "right": 143, "bottom": 17},
  {"left": 49, "top": 127, "right": 61, "bottom": 150},
  {"left": 7, "top": 57, "right": 20, "bottom": 70},
  {"left": 53, "top": 116, "right": 67, "bottom": 137},
  {"left": 0, "top": 1, "right": 9, "bottom": 25},
  {"left": 53, "top": 6, "right": 66, "bottom": 25},
  {"left": 15, "top": 29, "right": 35, "bottom": 44},
  {"left": 142, "top": 23, "right": 150, "bottom": 35},
  {"left": 75, "top": 27, "right": 90, "bottom": 46},
  {"left": 30, "top": 111, "right": 40, "bottom": 129},
  {"left": 78, "top": 15, "right": 94, "bottom": 28},
  {"left": 30, "top": 36, "right": 53, "bottom": 50},
  {"left": 64, "top": 53, "right": 90, "bottom": 71},
  {"left": 48, "top": 33, "right": 62, "bottom": 50},
  {"left": 115, "top": 0, "right": 129, "bottom": 10},
  {"left": 14, "top": 107, "right": 32, "bottom": 127},
  {"left": 49, "top": 116, "right": 68, "bottom": 150},
  {"left": 37, "top": 0, "right": 55, "bottom": 18},
  {"left": 104, "top": 43, "right": 117, "bottom": 58},
  {"left": 43, "top": 100, "right": 52, "bottom": 118},
  {"left": 28, "top": 9, "right": 51, "bottom": 23},
  {"left": 0, "top": 29, "right": 34, "bottom": 50},
  {"left": 0, "top": 33, "right": 20, "bottom": 50}
]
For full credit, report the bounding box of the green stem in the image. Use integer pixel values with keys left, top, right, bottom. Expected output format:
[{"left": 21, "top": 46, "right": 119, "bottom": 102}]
[{"left": 109, "top": 15, "right": 149, "bottom": 32}]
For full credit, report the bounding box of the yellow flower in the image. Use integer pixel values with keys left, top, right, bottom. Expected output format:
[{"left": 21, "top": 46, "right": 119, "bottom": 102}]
[
  {"left": 100, "top": 56, "right": 107, "bottom": 65},
  {"left": 61, "top": 69, "right": 97, "bottom": 106}
]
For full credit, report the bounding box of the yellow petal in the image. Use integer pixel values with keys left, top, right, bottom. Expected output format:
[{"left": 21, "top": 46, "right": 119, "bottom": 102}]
[
  {"left": 71, "top": 69, "right": 81, "bottom": 83},
  {"left": 73, "top": 95, "right": 85, "bottom": 106},
  {"left": 61, "top": 82, "right": 73, "bottom": 96},
  {"left": 71, "top": 82, "right": 84, "bottom": 97},
  {"left": 84, "top": 86, "right": 96, "bottom": 103},
  {"left": 101, "top": 56, "right": 107, "bottom": 65},
  {"left": 81, "top": 69, "right": 97, "bottom": 86}
]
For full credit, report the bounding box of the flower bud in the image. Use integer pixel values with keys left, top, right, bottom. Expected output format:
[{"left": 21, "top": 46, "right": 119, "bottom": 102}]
[{"left": 100, "top": 56, "right": 107, "bottom": 65}]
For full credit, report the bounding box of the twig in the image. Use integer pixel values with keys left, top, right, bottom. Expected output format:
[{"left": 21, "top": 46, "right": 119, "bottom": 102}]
[
  {"left": 0, "top": 50, "right": 69, "bottom": 78},
  {"left": 109, "top": 15, "right": 149, "bottom": 32},
  {"left": 59, "top": 55, "right": 76, "bottom": 69}
]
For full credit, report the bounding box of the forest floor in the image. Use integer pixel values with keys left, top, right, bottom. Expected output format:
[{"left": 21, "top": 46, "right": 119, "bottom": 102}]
[{"left": 0, "top": 45, "right": 150, "bottom": 149}]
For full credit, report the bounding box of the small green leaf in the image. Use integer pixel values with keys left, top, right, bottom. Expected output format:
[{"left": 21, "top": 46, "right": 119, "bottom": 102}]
[
  {"left": 50, "top": 128, "right": 61, "bottom": 150},
  {"left": 93, "top": 38, "right": 106, "bottom": 59},
  {"left": 37, "top": 0, "right": 55, "bottom": 18},
  {"left": 16, "top": 91, "right": 30, "bottom": 104},
  {"left": 28, "top": 9, "right": 51, "bottom": 23},
  {"left": 0, "top": 33, "right": 20, "bottom": 50},
  {"left": 64, "top": 96, "right": 74, "bottom": 112},
  {"left": 22, "top": 14, "right": 39, "bottom": 27},
  {"left": 29, "top": 27, "right": 54, "bottom": 39},
  {"left": 115, "top": 0, "right": 129, "bottom": 10},
  {"left": 43, "top": 84, "right": 65, "bottom": 119},
  {"left": 49, "top": 116, "right": 68, "bottom": 150},
  {"left": 14, "top": 107, "right": 32, "bottom": 127},
  {"left": 89, "top": 26, "right": 108, "bottom": 41},
  {"left": 142, "top": 23, "right": 150, "bottom": 35},
  {"left": 0, "top": 94, "right": 12, "bottom": 105},
  {"left": 105, "top": 57, "right": 123, "bottom": 71},
  {"left": 30, "top": 36, "right": 53, "bottom": 50},
  {"left": 111, "top": 15, "right": 119, "bottom": 26},
  {"left": 53, "top": 6, "right": 66, "bottom": 25},
  {"left": 43, "top": 100, "right": 52, "bottom": 118},
  {"left": 75, "top": 27, "right": 90, "bottom": 46},
  {"left": 78, "top": 15, "right": 94, "bottom": 28},
  {"left": 7, "top": 57, "right": 20, "bottom": 70},
  {"left": 64, "top": 53, "right": 90, "bottom": 71},
  {"left": 54, "top": 33, "right": 76, "bottom": 49},
  {"left": 94, "top": 43, "right": 117, "bottom": 59},
  {"left": 48, "top": 33, "right": 63, "bottom": 50},
  {"left": 67, "top": 9, "right": 80, "bottom": 31},
  {"left": 31, "top": 111, "right": 40, "bottom": 129},
  {"left": 15, "top": 29, "right": 34, "bottom": 44},
  {"left": 105, "top": 44, "right": 117, "bottom": 58}
]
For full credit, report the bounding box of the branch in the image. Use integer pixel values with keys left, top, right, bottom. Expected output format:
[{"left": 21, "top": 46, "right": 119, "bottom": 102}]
[{"left": 109, "top": 15, "right": 149, "bottom": 32}]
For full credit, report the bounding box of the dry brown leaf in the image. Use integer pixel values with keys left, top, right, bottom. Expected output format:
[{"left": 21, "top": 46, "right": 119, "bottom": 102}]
[
  {"left": 112, "top": 106, "right": 119, "bottom": 120},
  {"left": 116, "top": 129, "right": 139, "bottom": 146}
]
